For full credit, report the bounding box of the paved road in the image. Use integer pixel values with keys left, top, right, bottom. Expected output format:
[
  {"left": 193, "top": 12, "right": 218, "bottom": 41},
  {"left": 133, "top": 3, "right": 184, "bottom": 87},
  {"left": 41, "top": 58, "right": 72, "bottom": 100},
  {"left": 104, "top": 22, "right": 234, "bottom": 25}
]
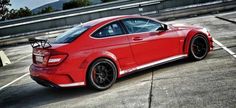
[{"left": 0, "top": 11, "right": 236, "bottom": 108}]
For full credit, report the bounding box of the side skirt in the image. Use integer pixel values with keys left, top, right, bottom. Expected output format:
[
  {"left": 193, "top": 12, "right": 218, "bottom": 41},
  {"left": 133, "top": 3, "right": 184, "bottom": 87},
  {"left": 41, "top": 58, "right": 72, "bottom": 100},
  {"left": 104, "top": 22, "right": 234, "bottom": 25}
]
[
  {"left": 120, "top": 54, "right": 188, "bottom": 75},
  {"left": 58, "top": 82, "right": 85, "bottom": 87}
]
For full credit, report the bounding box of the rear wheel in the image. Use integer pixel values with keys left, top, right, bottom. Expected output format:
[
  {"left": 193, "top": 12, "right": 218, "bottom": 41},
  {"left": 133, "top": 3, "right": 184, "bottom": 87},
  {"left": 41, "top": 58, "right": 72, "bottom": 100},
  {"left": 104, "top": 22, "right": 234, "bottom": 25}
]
[
  {"left": 87, "top": 58, "right": 117, "bottom": 90},
  {"left": 189, "top": 35, "right": 209, "bottom": 60}
]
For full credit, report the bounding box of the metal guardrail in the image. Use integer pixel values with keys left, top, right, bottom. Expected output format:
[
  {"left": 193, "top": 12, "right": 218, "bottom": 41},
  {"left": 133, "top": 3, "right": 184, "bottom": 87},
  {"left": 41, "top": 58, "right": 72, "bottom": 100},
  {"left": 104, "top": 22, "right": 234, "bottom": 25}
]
[
  {"left": 0, "top": 0, "right": 161, "bottom": 29},
  {"left": 155, "top": 0, "right": 236, "bottom": 20},
  {"left": 0, "top": 0, "right": 235, "bottom": 37},
  {"left": 0, "top": 25, "right": 72, "bottom": 40},
  {"left": 0, "top": 0, "right": 235, "bottom": 47},
  {"left": 0, "top": 0, "right": 131, "bottom": 26}
]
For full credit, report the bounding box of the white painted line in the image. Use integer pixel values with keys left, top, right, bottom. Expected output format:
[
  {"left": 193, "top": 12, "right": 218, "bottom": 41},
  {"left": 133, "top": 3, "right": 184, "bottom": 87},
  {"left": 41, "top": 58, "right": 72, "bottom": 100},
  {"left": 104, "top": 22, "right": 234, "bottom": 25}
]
[
  {"left": 222, "top": 47, "right": 235, "bottom": 55},
  {"left": 213, "top": 38, "right": 224, "bottom": 46},
  {"left": 233, "top": 55, "right": 236, "bottom": 58},
  {"left": 213, "top": 38, "right": 236, "bottom": 58},
  {"left": 0, "top": 73, "right": 29, "bottom": 91}
]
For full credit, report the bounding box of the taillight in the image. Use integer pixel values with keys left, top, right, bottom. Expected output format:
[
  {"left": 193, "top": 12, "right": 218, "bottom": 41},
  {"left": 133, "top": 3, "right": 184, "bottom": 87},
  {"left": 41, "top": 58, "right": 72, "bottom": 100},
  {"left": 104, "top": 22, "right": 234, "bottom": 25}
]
[
  {"left": 47, "top": 54, "right": 67, "bottom": 66},
  {"left": 33, "top": 48, "right": 68, "bottom": 67}
]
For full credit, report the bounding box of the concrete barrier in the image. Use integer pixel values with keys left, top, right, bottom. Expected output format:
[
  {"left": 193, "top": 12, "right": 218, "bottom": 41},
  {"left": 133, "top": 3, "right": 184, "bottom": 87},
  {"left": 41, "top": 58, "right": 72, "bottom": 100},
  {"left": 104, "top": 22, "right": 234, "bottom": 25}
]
[
  {"left": 0, "top": 50, "right": 11, "bottom": 67},
  {"left": 0, "top": 0, "right": 225, "bottom": 36},
  {"left": 0, "top": 0, "right": 236, "bottom": 47}
]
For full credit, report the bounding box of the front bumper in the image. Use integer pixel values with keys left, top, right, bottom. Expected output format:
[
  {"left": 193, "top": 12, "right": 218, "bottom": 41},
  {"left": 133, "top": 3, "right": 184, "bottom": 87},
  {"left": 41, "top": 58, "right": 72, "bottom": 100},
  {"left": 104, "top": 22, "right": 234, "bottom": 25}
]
[{"left": 208, "top": 36, "right": 214, "bottom": 51}]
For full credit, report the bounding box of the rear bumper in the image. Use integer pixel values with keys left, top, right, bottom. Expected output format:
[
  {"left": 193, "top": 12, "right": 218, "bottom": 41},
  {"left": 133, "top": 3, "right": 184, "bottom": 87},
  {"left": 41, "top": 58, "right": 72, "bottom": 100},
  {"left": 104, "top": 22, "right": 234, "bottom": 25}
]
[
  {"left": 29, "top": 65, "right": 85, "bottom": 87},
  {"left": 31, "top": 76, "right": 60, "bottom": 88}
]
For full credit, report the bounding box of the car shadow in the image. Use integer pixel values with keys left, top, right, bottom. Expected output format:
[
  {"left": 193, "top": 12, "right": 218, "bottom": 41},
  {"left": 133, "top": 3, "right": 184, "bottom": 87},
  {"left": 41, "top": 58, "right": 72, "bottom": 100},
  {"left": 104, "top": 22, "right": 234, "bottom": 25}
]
[{"left": 0, "top": 58, "right": 195, "bottom": 107}]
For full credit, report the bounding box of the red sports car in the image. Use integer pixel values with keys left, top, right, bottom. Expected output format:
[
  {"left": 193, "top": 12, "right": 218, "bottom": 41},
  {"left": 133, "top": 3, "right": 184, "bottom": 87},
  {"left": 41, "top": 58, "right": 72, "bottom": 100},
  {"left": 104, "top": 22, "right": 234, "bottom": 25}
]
[{"left": 29, "top": 15, "right": 213, "bottom": 90}]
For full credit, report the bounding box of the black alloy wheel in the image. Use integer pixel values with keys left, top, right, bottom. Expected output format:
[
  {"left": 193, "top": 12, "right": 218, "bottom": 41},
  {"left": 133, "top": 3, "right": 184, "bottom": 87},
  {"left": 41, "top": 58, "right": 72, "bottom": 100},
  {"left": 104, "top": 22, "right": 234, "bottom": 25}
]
[
  {"left": 189, "top": 35, "right": 209, "bottom": 60},
  {"left": 88, "top": 58, "right": 117, "bottom": 90}
]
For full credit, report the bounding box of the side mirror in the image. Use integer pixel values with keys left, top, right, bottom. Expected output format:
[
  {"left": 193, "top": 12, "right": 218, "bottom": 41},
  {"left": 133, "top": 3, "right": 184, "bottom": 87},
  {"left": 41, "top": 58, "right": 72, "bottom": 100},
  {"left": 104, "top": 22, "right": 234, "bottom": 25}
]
[
  {"left": 162, "top": 24, "right": 168, "bottom": 30},
  {"left": 157, "top": 24, "right": 168, "bottom": 31}
]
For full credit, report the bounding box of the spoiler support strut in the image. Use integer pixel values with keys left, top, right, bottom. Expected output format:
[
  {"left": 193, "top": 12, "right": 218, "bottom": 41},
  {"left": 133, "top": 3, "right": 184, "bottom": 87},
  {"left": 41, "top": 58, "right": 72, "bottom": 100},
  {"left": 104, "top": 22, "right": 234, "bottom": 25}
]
[{"left": 28, "top": 38, "right": 52, "bottom": 48}]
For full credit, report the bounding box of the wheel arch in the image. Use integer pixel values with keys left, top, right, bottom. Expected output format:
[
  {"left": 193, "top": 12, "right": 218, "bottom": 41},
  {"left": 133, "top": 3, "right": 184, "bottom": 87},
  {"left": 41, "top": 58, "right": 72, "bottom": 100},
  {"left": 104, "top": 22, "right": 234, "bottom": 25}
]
[
  {"left": 82, "top": 51, "right": 120, "bottom": 84},
  {"left": 183, "top": 29, "right": 209, "bottom": 55}
]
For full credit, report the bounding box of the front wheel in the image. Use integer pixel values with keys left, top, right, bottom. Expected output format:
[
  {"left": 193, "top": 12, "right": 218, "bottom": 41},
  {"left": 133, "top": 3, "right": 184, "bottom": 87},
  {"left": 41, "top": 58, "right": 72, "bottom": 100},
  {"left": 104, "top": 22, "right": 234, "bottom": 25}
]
[
  {"left": 189, "top": 35, "right": 209, "bottom": 60},
  {"left": 87, "top": 58, "right": 117, "bottom": 90}
]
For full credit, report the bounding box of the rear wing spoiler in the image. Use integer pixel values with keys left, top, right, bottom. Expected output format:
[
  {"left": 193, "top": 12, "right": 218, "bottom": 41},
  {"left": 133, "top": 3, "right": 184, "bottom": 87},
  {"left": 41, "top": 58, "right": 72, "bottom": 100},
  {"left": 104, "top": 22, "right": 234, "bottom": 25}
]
[{"left": 28, "top": 38, "right": 52, "bottom": 48}]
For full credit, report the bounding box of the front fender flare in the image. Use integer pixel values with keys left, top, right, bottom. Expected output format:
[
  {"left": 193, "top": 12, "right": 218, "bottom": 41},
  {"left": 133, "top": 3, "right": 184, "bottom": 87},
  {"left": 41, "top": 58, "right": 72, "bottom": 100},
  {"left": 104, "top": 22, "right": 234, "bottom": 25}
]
[{"left": 183, "top": 29, "right": 208, "bottom": 54}]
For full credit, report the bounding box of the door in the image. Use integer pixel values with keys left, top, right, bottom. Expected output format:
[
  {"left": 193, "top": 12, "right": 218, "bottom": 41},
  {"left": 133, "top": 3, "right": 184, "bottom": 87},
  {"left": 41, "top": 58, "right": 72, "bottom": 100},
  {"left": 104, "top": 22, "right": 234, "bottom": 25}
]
[
  {"left": 122, "top": 18, "right": 181, "bottom": 66},
  {"left": 91, "top": 21, "right": 137, "bottom": 72}
]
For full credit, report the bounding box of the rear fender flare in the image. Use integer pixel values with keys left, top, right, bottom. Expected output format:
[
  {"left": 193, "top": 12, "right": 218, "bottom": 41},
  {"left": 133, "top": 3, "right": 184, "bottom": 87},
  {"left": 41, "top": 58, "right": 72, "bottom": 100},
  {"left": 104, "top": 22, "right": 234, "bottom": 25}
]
[{"left": 80, "top": 51, "right": 121, "bottom": 81}]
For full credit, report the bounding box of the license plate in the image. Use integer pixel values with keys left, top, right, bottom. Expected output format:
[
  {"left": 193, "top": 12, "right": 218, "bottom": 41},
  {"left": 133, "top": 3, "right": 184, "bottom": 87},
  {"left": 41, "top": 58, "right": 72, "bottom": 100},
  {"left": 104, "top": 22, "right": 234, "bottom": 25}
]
[{"left": 35, "top": 56, "right": 43, "bottom": 63}]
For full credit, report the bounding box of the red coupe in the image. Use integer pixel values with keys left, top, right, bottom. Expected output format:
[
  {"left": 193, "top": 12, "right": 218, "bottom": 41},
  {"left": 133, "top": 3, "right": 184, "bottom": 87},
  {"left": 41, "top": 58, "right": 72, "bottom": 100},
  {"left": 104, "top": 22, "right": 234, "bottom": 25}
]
[{"left": 29, "top": 15, "right": 213, "bottom": 90}]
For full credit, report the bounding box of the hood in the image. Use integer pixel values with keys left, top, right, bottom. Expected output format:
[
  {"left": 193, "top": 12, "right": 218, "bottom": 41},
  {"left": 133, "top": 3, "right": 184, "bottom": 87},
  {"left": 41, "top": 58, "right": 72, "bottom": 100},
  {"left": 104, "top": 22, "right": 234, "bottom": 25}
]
[{"left": 170, "top": 24, "right": 202, "bottom": 30}]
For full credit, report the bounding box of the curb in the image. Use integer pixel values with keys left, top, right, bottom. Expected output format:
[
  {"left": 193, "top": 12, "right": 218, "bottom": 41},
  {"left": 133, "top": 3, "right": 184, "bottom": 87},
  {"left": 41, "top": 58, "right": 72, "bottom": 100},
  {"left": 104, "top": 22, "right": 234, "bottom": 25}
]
[
  {"left": 0, "top": 50, "right": 11, "bottom": 67},
  {"left": 215, "top": 16, "right": 236, "bottom": 24}
]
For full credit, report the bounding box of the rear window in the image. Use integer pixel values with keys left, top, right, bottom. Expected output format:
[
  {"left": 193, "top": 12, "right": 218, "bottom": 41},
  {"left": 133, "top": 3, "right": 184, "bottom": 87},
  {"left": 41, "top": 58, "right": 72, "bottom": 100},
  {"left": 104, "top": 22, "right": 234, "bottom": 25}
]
[{"left": 53, "top": 25, "right": 90, "bottom": 43}]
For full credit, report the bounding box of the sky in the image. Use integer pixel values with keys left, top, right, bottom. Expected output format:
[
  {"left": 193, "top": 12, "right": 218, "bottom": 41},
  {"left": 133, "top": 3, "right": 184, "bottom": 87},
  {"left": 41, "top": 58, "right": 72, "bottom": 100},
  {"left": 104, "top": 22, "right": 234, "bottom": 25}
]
[{"left": 10, "top": 0, "right": 59, "bottom": 9}]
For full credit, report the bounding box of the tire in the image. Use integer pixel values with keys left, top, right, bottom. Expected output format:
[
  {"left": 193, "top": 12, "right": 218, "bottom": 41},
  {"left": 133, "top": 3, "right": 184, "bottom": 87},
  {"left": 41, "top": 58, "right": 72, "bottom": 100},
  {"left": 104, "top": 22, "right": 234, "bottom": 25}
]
[
  {"left": 87, "top": 58, "right": 117, "bottom": 90},
  {"left": 189, "top": 35, "right": 209, "bottom": 60}
]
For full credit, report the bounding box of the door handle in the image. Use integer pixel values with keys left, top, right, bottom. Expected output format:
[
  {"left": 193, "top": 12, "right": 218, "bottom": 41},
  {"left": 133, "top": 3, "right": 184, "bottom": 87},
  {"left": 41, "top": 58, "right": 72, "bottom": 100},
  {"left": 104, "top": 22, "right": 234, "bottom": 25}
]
[{"left": 133, "top": 37, "right": 143, "bottom": 41}]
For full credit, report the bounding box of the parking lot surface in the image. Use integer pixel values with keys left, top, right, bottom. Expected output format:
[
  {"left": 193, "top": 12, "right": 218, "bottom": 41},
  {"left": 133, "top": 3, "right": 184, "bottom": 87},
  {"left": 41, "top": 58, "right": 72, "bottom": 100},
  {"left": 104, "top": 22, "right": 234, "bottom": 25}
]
[{"left": 0, "top": 11, "right": 235, "bottom": 108}]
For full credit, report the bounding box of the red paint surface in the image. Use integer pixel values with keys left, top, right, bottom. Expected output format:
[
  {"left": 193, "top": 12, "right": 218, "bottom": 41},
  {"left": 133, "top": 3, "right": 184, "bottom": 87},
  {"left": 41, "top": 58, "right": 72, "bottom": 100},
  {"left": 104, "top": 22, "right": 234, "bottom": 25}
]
[{"left": 30, "top": 15, "right": 213, "bottom": 87}]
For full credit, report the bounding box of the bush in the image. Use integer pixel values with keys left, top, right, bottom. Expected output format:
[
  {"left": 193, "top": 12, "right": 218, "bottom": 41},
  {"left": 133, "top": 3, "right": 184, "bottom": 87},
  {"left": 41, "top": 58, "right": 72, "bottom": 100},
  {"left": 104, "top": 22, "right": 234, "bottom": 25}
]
[
  {"left": 7, "top": 7, "right": 32, "bottom": 20},
  {"left": 38, "top": 6, "right": 54, "bottom": 14},
  {"left": 63, "top": 0, "right": 90, "bottom": 10}
]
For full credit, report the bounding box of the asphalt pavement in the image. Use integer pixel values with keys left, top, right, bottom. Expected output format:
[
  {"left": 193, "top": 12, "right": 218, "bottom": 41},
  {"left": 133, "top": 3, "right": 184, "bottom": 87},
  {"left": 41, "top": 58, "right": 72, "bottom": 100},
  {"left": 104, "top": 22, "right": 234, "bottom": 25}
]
[{"left": 0, "top": 11, "right": 235, "bottom": 108}]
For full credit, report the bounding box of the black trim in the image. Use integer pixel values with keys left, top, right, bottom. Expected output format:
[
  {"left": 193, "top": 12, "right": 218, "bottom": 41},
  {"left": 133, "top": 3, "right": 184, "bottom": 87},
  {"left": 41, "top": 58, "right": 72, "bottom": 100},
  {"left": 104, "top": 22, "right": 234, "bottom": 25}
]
[
  {"left": 121, "top": 18, "right": 163, "bottom": 34},
  {"left": 118, "top": 21, "right": 129, "bottom": 34},
  {"left": 91, "top": 21, "right": 126, "bottom": 38},
  {"left": 31, "top": 76, "right": 60, "bottom": 88}
]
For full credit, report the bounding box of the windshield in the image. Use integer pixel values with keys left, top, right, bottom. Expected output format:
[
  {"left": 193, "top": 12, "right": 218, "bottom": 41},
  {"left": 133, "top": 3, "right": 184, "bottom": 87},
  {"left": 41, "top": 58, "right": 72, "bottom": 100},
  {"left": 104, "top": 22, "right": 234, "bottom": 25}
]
[{"left": 52, "top": 25, "right": 90, "bottom": 43}]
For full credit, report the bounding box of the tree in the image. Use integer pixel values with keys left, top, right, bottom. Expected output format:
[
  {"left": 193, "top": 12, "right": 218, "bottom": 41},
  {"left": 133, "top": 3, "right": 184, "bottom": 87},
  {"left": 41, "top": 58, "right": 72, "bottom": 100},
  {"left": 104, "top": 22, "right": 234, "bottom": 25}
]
[
  {"left": 7, "top": 7, "right": 32, "bottom": 20},
  {"left": 38, "top": 6, "right": 54, "bottom": 14},
  {"left": 7, "top": 9, "right": 17, "bottom": 19},
  {"left": 101, "top": 0, "right": 117, "bottom": 3},
  {"left": 63, "top": 0, "right": 90, "bottom": 10},
  {"left": 18, "top": 7, "right": 32, "bottom": 17},
  {"left": 0, "top": 0, "right": 11, "bottom": 21}
]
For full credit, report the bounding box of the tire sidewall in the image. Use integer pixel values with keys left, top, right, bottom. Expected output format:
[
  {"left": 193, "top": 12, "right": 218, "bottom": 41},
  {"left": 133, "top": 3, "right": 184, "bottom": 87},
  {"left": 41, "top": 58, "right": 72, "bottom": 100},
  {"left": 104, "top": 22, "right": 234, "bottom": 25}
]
[
  {"left": 88, "top": 58, "right": 117, "bottom": 90},
  {"left": 190, "top": 35, "right": 209, "bottom": 60}
]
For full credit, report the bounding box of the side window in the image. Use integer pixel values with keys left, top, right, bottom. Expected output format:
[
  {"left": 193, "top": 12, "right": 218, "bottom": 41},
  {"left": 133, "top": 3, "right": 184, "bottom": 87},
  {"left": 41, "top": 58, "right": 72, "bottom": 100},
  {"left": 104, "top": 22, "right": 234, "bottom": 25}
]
[
  {"left": 122, "top": 18, "right": 162, "bottom": 33},
  {"left": 93, "top": 22, "right": 124, "bottom": 38}
]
